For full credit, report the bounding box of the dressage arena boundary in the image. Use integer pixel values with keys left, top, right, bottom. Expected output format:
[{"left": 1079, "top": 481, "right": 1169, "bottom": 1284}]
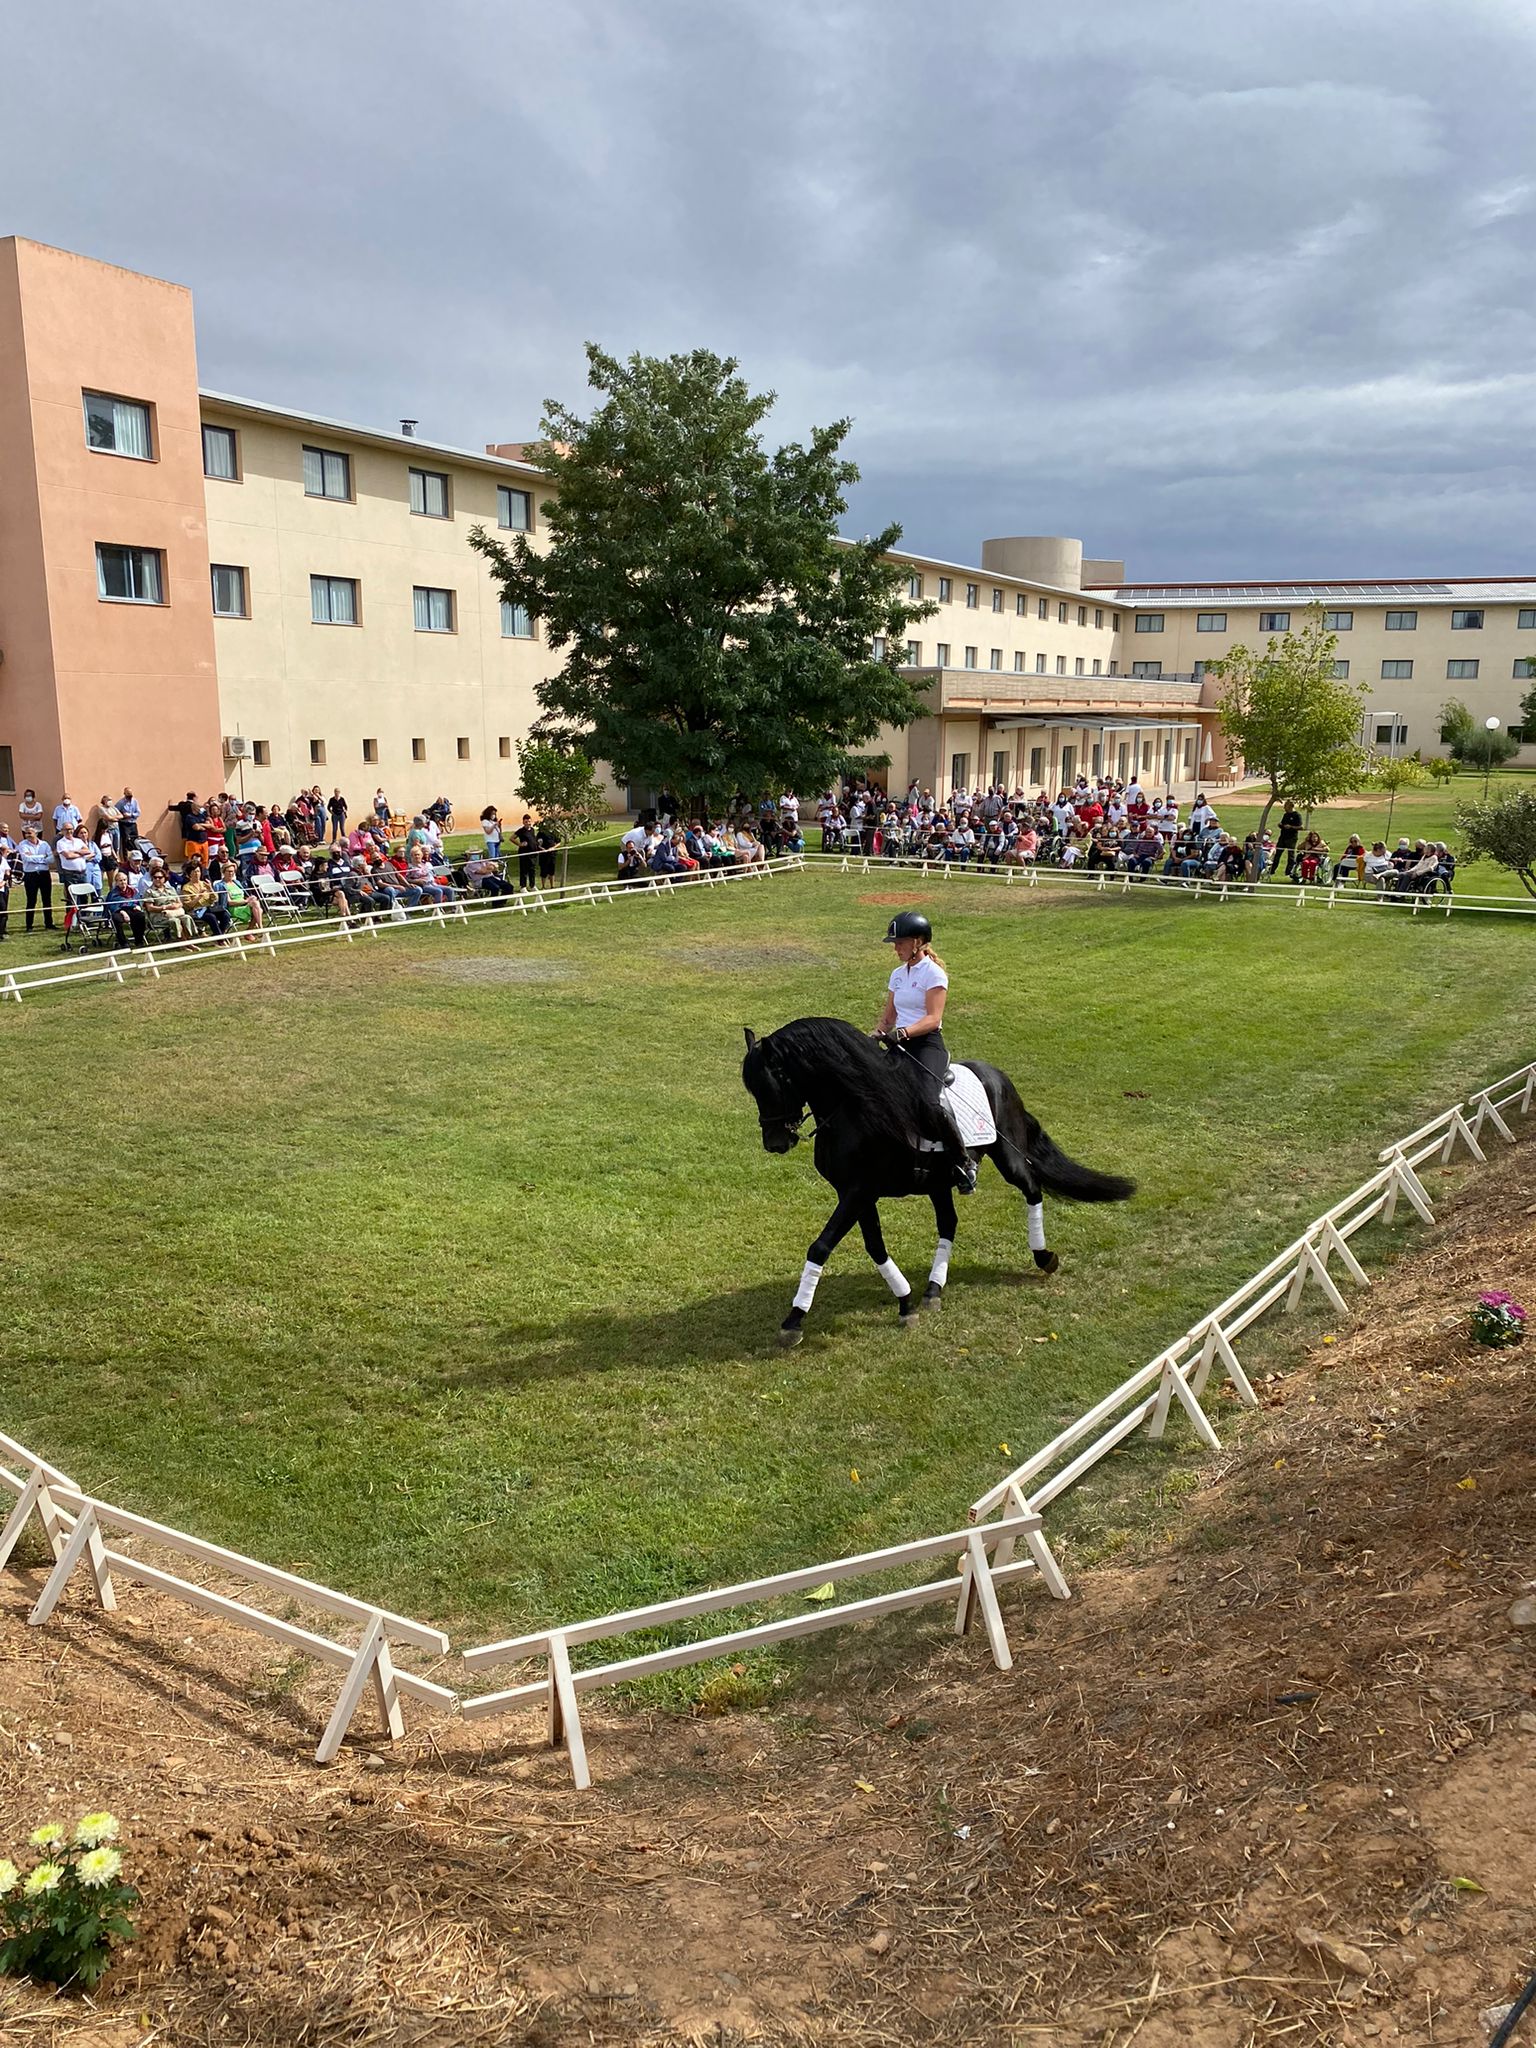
[
  {"left": 0, "top": 855, "right": 808, "bottom": 1005},
  {"left": 968, "top": 1059, "right": 1536, "bottom": 1538},
  {"left": 802, "top": 850, "right": 1536, "bottom": 919},
  {"left": 0, "top": 1060, "right": 1529, "bottom": 1783}
]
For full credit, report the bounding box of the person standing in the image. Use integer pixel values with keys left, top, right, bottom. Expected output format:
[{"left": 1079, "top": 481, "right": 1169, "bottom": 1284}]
[
  {"left": 480, "top": 805, "right": 503, "bottom": 858},
  {"left": 0, "top": 838, "right": 11, "bottom": 940},
  {"left": 17, "top": 788, "right": 44, "bottom": 835},
  {"left": 1272, "top": 802, "right": 1304, "bottom": 880},
  {"left": 373, "top": 787, "right": 390, "bottom": 828},
  {"left": 514, "top": 813, "right": 539, "bottom": 890},
  {"left": 328, "top": 787, "right": 348, "bottom": 843},
  {"left": 537, "top": 815, "right": 560, "bottom": 887},
  {"left": 55, "top": 819, "right": 90, "bottom": 927},
  {"left": 118, "top": 788, "right": 140, "bottom": 853},
  {"left": 95, "top": 794, "right": 121, "bottom": 851},
  {"left": 17, "top": 825, "right": 54, "bottom": 931},
  {"left": 52, "top": 792, "right": 81, "bottom": 838}
]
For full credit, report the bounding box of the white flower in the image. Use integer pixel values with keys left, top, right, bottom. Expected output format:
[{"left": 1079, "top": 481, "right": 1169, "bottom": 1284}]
[
  {"left": 28, "top": 1823, "right": 64, "bottom": 1849},
  {"left": 73, "top": 1812, "right": 119, "bottom": 1848},
  {"left": 0, "top": 1859, "right": 18, "bottom": 1897},
  {"left": 23, "top": 1861, "right": 64, "bottom": 1896},
  {"left": 76, "top": 1847, "right": 123, "bottom": 1889}
]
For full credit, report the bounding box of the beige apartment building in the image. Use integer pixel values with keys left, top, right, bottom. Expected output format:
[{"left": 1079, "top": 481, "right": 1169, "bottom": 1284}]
[{"left": 1, "top": 236, "right": 1531, "bottom": 843}]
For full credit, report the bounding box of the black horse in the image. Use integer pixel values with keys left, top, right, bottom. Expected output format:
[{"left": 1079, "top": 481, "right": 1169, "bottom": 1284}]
[{"left": 741, "top": 1016, "right": 1134, "bottom": 1344}]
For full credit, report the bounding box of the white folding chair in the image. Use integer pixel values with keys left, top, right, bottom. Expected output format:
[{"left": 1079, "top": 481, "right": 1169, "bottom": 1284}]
[{"left": 252, "top": 874, "right": 305, "bottom": 925}]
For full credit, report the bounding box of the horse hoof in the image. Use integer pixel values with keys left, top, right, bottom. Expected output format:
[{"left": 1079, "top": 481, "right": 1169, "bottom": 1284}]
[
  {"left": 922, "top": 1285, "right": 944, "bottom": 1310},
  {"left": 1034, "top": 1250, "right": 1060, "bottom": 1275},
  {"left": 898, "top": 1302, "right": 922, "bottom": 1331},
  {"left": 777, "top": 1325, "right": 804, "bottom": 1348}
]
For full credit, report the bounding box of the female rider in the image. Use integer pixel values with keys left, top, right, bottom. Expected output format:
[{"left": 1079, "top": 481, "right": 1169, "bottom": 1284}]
[{"left": 873, "top": 910, "right": 976, "bottom": 1192}]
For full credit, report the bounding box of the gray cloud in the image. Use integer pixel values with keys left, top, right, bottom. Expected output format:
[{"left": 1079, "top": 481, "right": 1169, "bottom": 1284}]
[{"left": 3, "top": 0, "right": 1535, "bottom": 576}]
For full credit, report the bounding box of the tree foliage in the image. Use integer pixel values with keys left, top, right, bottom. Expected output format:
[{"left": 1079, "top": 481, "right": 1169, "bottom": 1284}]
[
  {"left": 1440, "top": 696, "right": 1519, "bottom": 768},
  {"left": 513, "top": 739, "right": 609, "bottom": 837},
  {"left": 469, "top": 346, "right": 935, "bottom": 807},
  {"left": 1203, "top": 605, "right": 1367, "bottom": 862},
  {"left": 1456, "top": 787, "right": 1536, "bottom": 898}
]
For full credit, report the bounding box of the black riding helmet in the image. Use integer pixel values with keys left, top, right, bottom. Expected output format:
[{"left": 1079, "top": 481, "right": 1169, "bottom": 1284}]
[{"left": 884, "top": 910, "right": 932, "bottom": 944}]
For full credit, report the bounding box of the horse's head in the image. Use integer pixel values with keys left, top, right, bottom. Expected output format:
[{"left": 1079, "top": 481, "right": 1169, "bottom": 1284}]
[{"left": 741, "top": 1026, "right": 807, "bottom": 1153}]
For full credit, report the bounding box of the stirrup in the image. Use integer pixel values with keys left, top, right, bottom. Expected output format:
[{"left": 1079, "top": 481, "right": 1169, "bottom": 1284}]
[{"left": 954, "top": 1156, "right": 978, "bottom": 1196}]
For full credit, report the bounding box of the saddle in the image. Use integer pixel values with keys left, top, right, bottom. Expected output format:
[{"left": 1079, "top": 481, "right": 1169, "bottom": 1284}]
[{"left": 914, "top": 1064, "right": 998, "bottom": 1152}]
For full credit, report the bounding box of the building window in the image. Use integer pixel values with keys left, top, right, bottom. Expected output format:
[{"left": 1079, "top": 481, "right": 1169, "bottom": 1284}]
[
  {"left": 363, "top": 738, "right": 378, "bottom": 763},
  {"left": 1519, "top": 609, "right": 1536, "bottom": 630},
  {"left": 1057, "top": 602, "right": 1068, "bottom": 623},
  {"left": 1384, "top": 610, "right": 1417, "bottom": 631},
  {"left": 1108, "top": 659, "right": 1119, "bottom": 675},
  {"left": 1091, "top": 658, "right": 1102, "bottom": 675},
  {"left": 1055, "top": 655, "right": 1067, "bottom": 675},
  {"left": 1112, "top": 613, "right": 1120, "bottom": 631},
  {"left": 1037, "top": 598, "right": 1048, "bottom": 620},
  {"left": 411, "top": 737, "right": 426, "bottom": 761},
  {"left": 95, "top": 543, "right": 164, "bottom": 604},
  {"left": 907, "top": 573, "right": 922, "bottom": 599},
  {"left": 409, "top": 468, "right": 450, "bottom": 518},
  {"left": 457, "top": 736, "right": 470, "bottom": 760},
  {"left": 1375, "top": 720, "right": 1409, "bottom": 747},
  {"left": 871, "top": 635, "right": 887, "bottom": 660},
  {"left": 964, "top": 646, "right": 978, "bottom": 669},
  {"left": 500, "top": 600, "right": 533, "bottom": 639},
  {"left": 1035, "top": 652, "right": 1046, "bottom": 673},
  {"left": 83, "top": 391, "right": 152, "bottom": 459},
  {"left": 1331, "top": 659, "right": 1350, "bottom": 678},
  {"left": 309, "top": 739, "right": 326, "bottom": 765},
  {"left": 1029, "top": 747, "right": 1044, "bottom": 784},
  {"left": 1071, "top": 657, "right": 1082, "bottom": 675},
  {"left": 1515, "top": 658, "right": 1536, "bottom": 679},
  {"left": 202, "top": 424, "right": 239, "bottom": 480},
  {"left": 497, "top": 485, "right": 532, "bottom": 531},
  {"left": 1013, "top": 651, "right": 1025, "bottom": 673},
  {"left": 938, "top": 576, "right": 952, "bottom": 602},
  {"left": 1451, "top": 608, "right": 1484, "bottom": 630},
  {"left": 950, "top": 753, "right": 970, "bottom": 791},
  {"left": 413, "top": 587, "right": 454, "bottom": 632},
  {"left": 1446, "top": 658, "right": 1480, "bottom": 679},
  {"left": 1196, "top": 612, "right": 1226, "bottom": 632},
  {"left": 1077, "top": 605, "right": 1087, "bottom": 627},
  {"left": 991, "top": 750, "right": 1008, "bottom": 787},
  {"left": 1094, "top": 608, "right": 1104, "bottom": 629},
  {"left": 1015, "top": 593, "right": 1026, "bottom": 616},
  {"left": 936, "top": 642, "right": 950, "bottom": 666},
  {"left": 1135, "top": 613, "right": 1164, "bottom": 633},
  {"left": 989, "top": 648, "right": 1002, "bottom": 670},
  {"left": 303, "top": 445, "right": 351, "bottom": 500},
  {"left": 1259, "top": 610, "right": 1290, "bottom": 631},
  {"left": 252, "top": 740, "right": 270, "bottom": 766},
  {"left": 499, "top": 736, "right": 512, "bottom": 758},
  {"left": 1323, "top": 609, "right": 1352, "bottom": 630},
  {"left": 1132, "top": 660, "right": 1163, "bottom": 678},
  {"left": 965, "top": 583, "right": 979, "bottom": 608},
  {"left": 210, "top": 564, "right": 248, "bottom": 618},
  {"left": 991, "top": 588, "right": 1003, "bottom": 612},
  {"left": 310, "top": 574, "right": 358, "bottom": 624},
  {"left": 1380, "top": 659, "right": 1414, "bottom": 679},
  {"left": 904, "top": 640, "right": 920, "bottom": 665},
  {"left": 0, "top": 745, "right": 12, "bottom": 793}
]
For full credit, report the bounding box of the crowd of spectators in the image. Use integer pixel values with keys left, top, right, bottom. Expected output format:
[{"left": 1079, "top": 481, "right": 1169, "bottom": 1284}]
[{"left": 615, "top": 796, "right": 806, "bottom": 882}]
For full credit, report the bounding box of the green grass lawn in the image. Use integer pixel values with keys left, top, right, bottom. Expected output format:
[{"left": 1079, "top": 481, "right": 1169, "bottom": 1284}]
[{"left": 2, "top": 870, "right": 1532, "bottom": 1656}]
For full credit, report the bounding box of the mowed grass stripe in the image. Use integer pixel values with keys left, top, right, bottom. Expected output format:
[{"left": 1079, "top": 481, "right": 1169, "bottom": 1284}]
[{"left": 1, "top": 871, "right": 1528, "bottom": 1634}]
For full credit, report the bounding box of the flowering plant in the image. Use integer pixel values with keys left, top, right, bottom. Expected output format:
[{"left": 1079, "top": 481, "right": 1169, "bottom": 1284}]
[
  {"left": 0, "top": 1812, "right": 137, "bottom": 1989},
  {"left": 1470, "top": 1290, "right": 1527, "bottom": 1349}
]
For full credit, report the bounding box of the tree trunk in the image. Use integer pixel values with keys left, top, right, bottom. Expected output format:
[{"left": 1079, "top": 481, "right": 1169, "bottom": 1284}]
[{"left": 1250, "top": 790, "right": 1280, "bottom": 883}]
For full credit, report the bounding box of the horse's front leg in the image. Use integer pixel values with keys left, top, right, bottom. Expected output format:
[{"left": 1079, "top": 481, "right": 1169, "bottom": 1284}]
[
  {"left": 923, "top": 1188, "right": 959, "bottom": 1309},
  {"left": 857, "top": 1201, "right": 921, "bottom": 1331},
  {"left": 779, "top": 1193, "right": 860, "bottom": 1347}
]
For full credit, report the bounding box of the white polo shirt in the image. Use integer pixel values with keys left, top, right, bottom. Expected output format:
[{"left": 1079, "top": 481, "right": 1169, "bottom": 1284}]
[{"left": 889, "top": 954, "right": 948, "bottom": 1032}]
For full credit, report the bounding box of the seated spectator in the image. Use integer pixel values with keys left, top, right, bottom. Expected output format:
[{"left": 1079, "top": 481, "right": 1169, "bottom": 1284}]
[
  {"left": 104, "top": 869, "right": 148, "bottom": 946},
  {"left": 1428, "top": 843, "right": 1456, "bottom": 894},
  {"left": 461, "top": 851, "right": 509, "bottom": 897},
  {"left": 732, "top": 824, "right": 764, "bottom": 866},
  {"left": 143, "top": 862, "right": 193, "bottom": 942},
  {"left": 404, "top": 852, "right": 450, "bottom": 902},
  {"left": 180, "top": 860, "right": 231, "bottom": 938},
  {"left": 1124, "top": 827, "right": 1160, "bottom": 874},
  {"left": 1332, "top": 834, "right": 1367, "bottom": 884},
  {"left": 1294, "top": 831, "right": 1330, "bottom": 884}
]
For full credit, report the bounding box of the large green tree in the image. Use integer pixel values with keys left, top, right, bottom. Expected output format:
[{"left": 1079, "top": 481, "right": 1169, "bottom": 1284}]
[
  {"left": 469, "top": 346, "right": 935, "bottom": 809},
  {"left": 1203, "top": 604, "right": 1368, "bottom": 873},
  {"left": 1456, "top": 786, "right": 1536, "bottom": 897}
]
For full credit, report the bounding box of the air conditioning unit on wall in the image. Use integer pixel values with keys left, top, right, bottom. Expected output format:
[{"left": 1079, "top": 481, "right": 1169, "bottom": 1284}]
[{"left": 223, "top": 735, "right": 251, "bottom": 759}]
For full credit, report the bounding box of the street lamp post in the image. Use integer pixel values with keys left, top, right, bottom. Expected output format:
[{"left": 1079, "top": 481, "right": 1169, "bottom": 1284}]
[{"left": 1484, "top": 716, "right": 1502, "bottom": 802}]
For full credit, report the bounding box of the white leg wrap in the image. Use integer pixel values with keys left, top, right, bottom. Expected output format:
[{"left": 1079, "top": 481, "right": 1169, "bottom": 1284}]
[
  {"left": 1027, "top": 1202, "right": 1046, "bottom": 1252},
  {"left": 928, "top": 1238, "right": 952, "bottom": 1289},
  {"left": 877, "top": 1256, "right": 911, "bottom": 1298},
  {"left": 792, "top": 1260, "right": 823, "bottom": 1312}
]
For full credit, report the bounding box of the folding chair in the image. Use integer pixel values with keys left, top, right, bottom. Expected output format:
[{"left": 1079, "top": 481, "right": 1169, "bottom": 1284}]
[
  {"left": 252, "top": 874, "right": 306, "bottom": 925},
  {"left": 62, "top": 882, "right": 116, "bottom": 952}
]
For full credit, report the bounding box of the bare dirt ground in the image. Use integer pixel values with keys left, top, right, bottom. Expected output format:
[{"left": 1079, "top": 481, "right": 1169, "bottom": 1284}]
[{"left": 3, "top": 1142, "right": 1535, "bottom": 2047}]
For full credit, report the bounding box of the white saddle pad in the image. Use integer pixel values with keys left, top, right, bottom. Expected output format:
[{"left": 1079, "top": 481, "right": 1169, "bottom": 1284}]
[{"left": 943, "top": 1063, "right": 997, "bottom": 1147}]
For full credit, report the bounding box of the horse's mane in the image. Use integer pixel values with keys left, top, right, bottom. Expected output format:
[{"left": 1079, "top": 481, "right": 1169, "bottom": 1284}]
[{"left": 762, "top": 1016, "right": 948, "bottom": 1145}]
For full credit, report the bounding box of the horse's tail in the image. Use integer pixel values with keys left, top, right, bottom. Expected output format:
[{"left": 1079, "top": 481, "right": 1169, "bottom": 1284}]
[{"left": 1031, "top": 1131, "right": 1136, "bottom": 1203}]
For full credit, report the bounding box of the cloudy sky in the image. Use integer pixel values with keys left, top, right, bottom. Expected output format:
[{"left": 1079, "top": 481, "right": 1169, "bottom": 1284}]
[{"left": 5, "top": 0, "right": 1535, "bottom": 578}]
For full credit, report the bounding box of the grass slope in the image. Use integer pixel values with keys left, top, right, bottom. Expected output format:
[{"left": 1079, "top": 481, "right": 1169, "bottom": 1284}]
[{"left": 1, "top": 872, "right": 1531, "bottom": 1644}]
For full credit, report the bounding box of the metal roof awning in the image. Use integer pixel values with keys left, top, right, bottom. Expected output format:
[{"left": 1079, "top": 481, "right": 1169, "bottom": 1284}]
[{"left": 988, "top": 712, "right": 1206, "bottom": 732}]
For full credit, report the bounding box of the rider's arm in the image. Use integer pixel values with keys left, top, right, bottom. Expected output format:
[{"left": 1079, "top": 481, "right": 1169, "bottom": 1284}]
[{"left": 874, "top": 991, "right": 897, "bottom": 1034}]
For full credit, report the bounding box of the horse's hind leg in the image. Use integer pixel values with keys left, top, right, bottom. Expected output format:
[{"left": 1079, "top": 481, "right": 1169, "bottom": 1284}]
[
  {"left": 779, "top": 1193, "right": 858, "bottom": 1346},
  {"left": 857, "top": 1202, "right": 921, "bottom": 1330},
  {"left": 988, "top": 1143, "right": 1059, "bottom": 1275},
  {"left": 924, "top": 1188, "right": 958, "bottom": 1309}
]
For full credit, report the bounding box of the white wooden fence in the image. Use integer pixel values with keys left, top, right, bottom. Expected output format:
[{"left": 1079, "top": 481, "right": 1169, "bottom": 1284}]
[
  {"left": 0, "top": 856, "right": 805, "bottom": 1005},
  {"left": 968, "top": 1059, "right": 1535, "bottom": 1535}
]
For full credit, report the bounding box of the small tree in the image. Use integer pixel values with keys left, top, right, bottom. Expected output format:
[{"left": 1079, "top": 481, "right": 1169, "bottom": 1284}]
[
  {"left": 1439, "top": 697, "right": 1476, "bottom": 755},
  {"left": 1459, "top": 726, "right": 1520, "bottom": 775},
  {"left": 1456, "top": 787, "right": 1536, "bottom": 898},
  {"left": 1203, "top": 605, "right": 1367, "bottom": 875},
  {"left": 514, "top": 739, "right": 610, "bottom": 838},
  {"left": 1425, "top": 755, "right": 1457, "bottom": 785},
  {"left": 1367, "top": 751, "right": 1428, "bottom": 843}
]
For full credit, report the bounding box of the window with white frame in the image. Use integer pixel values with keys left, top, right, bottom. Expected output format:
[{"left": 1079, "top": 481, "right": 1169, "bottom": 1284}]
[
  {"left": 1259, "top": 610, "right": 1290, "bottom": 631},
  {"left": 1196, "top": 612, "right": 1226, "bottom": 632},
  {"left": 1451, "top": 609, "right": 1484, "bottom": 630},
  {"left": 310, "top": 574, "right": 358, "bottom": 624},
  {"left": 303, "top": 445, "right": 351, "bottom": 499},
  {"left": 1135, "top": 613, "right": 1164, "bottom": 633},
  {"left": 1384, "top": 610, "right": 1417, "bottom": 630},
  {"left": 210, "top": 564, "right": 248, "bottom": 617},
  {"left": 1323, "top": 609, "right": 1353, "bottom": 630},
  {"left": 500, "top": 600, "right": 533, "bottom": 638},
  {"left": 1519, "top": 609, "right": 1536, "bottom": 630},
  {"left": 1375, "top": 720, "right": 1408, "bottom": 747},
  {"left": 1380, "top": 658, "right": 1413, "bottom": 679},
  {"left": 83, "top": 391, "right": 152, "bottom": 459},
  {"left": 1446, "top": 658, "right": 1480, "bottom": 678},
  {"left": 497, "top": 485, "right": 532, "bottom": 530},
  {"left": 202, "top": 424, "right": 238, "bottom": 480},
  {"left": 95, "top": 543, "right": 164, "bottom": 603},
  {"left": 409, "top": 468, "right": 450, "bottom": 518}
]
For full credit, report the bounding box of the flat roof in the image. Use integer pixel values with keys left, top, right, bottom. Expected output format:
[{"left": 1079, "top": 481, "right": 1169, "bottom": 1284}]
[
  {"left": 198, "top": 389, "right": 548, "bottom": 482},
  {"left": 1097, "top": 579, "right": 1536, "bottom": 606}
]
